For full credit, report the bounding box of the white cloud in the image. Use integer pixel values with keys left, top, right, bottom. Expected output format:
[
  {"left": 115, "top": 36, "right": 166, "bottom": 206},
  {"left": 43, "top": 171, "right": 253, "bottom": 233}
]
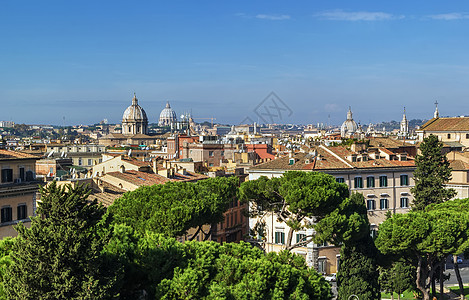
[
  {"left": 255, "top": 14, "right": 290, "bottom": 21},
  {"left": 315, "top": 10, "right": 402, "bottom": 21},
  {"left": 427, "top": 13, "right": 469, "bottom": 20}
]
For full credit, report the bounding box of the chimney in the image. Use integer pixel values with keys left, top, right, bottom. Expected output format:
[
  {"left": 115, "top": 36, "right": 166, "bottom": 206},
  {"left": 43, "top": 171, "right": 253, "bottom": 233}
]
[
  {"left": 153, "top": 159, "right": 158, "bottom": 173},
  {"left": 97, "top": 179, "right": 105, "bottom": 193}
]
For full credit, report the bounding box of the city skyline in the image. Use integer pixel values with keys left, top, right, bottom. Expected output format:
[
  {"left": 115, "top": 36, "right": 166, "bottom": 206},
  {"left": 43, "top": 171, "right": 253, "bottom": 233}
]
[{"left": 2, "top": 1, "right": 469, "bottom": 125}]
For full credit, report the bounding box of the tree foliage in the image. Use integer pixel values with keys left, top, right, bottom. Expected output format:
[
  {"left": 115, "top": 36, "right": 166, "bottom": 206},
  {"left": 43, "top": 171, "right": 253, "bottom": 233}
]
[
  {"left": 315, "top": 193, "right": 380, "bottom": 300},
  {"left": 105, "top": 225, "right": 332, "bottom": 299},
  {"left": 239, "top": 171, "right": 349, "bottom": 249},
  {"left": 379, "top": 260, "right": 416, "bottom": 300},
  {"left": 411, "top": 134, "right": 455, "bottom": 211},
  {"left": 4, "top": 182, "right": 120, "bottom": 299},
  {"left": 376, "top": 198, "right": 469, "bottom": 300},
  {"left": 108, "top": 177, "right": 238, "bottom": 239},
  {"left": 0, "top": 238, "right": 14, "bottom": 300}
]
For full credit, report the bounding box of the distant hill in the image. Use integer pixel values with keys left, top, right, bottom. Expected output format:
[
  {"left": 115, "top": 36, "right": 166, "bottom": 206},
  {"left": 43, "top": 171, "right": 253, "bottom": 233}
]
[{"left": 372, "top": 119, "right": 427, "bottom": 131}]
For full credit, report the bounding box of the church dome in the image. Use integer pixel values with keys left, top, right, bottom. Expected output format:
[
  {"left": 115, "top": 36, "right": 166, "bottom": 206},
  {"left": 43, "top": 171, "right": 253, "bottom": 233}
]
[
  {"left": 123, "top": 94, "right": 148, "bottom": 122},
  {"left": 340, "top": 107, "right": 358, "bottom": 137},
  {"left": 158, "top": 102, "right": 177, "bottom": 126}
]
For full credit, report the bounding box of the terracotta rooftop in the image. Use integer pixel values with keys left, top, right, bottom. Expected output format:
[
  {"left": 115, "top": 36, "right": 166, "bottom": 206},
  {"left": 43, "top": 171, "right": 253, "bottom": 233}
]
[
  {"left": 122, "top": 157, "right": 152, "bottom": 167},
  {"left": 106, "top": 170, "right": 170, "bottom": 186},
  {"left": 171, "top": 171, "right": 208, "bottom": 182},
  {"left": 449, "top": 160, "right": 469, "bottom": 171},
  {"left": 250, "top": 145, "right": 415, "bottom": 172},
  {"left": 368, "top": 137, "right": 414, "bottom": 148},
  {"left": 420, "top": 117, "right": 469, "bottom": 131},
  {"left": 89, "top": 182, "right": 125, "bottom": 207},
  {"left": 0, "top": 150, "right": 39, "bottom": 160}
]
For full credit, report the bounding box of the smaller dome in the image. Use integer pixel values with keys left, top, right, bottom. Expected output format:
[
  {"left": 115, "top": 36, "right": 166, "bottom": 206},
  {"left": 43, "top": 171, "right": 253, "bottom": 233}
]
[
  {"left": 158, "top": 101, "right": 177, "bottom": 126},
  {"left": 340, "top": 107, "right": 358, "bottom": 137},
  {"left": 123, "top": 94, "right": 148, "bottom": 122}
]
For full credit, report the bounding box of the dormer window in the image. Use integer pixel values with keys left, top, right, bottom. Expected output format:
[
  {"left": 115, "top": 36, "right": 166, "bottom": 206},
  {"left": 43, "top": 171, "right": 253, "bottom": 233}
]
[{"left": 289, "top": 158, "right": 295, "bottom": 165}]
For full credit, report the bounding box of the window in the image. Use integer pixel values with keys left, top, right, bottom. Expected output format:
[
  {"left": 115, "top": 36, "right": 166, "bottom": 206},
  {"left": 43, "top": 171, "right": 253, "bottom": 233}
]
[
  {"left": 25, "top": 171, "right": 34, "bottom": 181},
  {"left": 88, "top": 159, "right": 92, "bottom": 166},
  {"left": 318, "top": 259, "right": 326, "bottom": 274},
  {"left": 275, "top": 231, "right": 285, "bottom": 244},
  {"left": 1, "top": 207, "right": 12, "bottom": 223},
  {"left": 209, "top": 163, "right": 214, "bottom": 167},
  {"left": 1, "top": 169, "right": 13, "bottom": 183},
  {"left": 209, "top": 151, "right": 214, "bottom": 157},
  {"left": 400, "top": 174, "right": 409, "bottom": 186},
  {"left": 221, "top": 151, "right": 224, "bottom": 156},
  {"left": 370, "top": 229, "right": 377, "bottom": 239},
  {"left": 367, "top": 176, "right": 375, "bottom": 188},
  {"left": 336, "top": 177, "right": 345, "bottom": 183},
  {"left": 19, "top": 167, "right": 25, "bottom": 182},
  {"left": 354, "top": 177, "right": 363, "bottom": 188},
  {"left": 379, "top": 175, "right": 388, "bottom": 187},
  {"left": 17, "top": 204, "right": 27, "bottom": 220},
  {"left": 367, "top": 199, "right": 375, "bottom": 210},
  {"left": 78, "top": 158, "right": 82, "bottom": 166},
  {"left": 296, "top": 233, "right": 307, "bottom": 244},
  {"left": 466, "top": 134, "right": 469, "bottom": 139},
  {"left": 380, "top": 198, "right": 389, "bottom": 209},
  {"left": 400, "top": 197, "right": 409, "bottom": 208},
  {"left": 318, "top": 241, "right": 329, "bottom": 247},
  {"left": 448, "top": 133, "right": 451, "bottom": 139}
]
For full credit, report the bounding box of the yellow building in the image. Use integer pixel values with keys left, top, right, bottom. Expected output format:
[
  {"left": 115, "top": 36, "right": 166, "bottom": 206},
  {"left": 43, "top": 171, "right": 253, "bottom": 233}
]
[
  {"left": 0, "top": 150, "right": 41, "bottom": 238},
  {"left": 247, "top": 141, "right": 416, "bottom": 274}
]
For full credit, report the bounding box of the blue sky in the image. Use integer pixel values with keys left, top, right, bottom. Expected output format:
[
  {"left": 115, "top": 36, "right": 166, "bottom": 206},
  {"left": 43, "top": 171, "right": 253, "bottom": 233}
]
[{"left": 2, "top": 1, "right": 469, "bottom": 126}]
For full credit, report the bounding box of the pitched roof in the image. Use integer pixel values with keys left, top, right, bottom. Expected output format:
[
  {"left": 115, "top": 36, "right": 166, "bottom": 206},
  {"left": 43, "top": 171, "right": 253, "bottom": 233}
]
[
  {"left": 121, "top": 157, "right": 152, "bottom": 167},
  {"left": 368, "top": 137, "right": 413, "bottom": 148},
  {"left": 249, "top": 145, "right": 415, "bottom": 172},
  {"left": 420, "top": 117, "right": 469, "bottom": 131},
  {"left": 106, "top": 170, "right": 170, "bottom": 186},
  {"left": 0, "top": 150, "right": 39, "bottom": 160},
  {"left": 89, "top": 182, "right": 125, "bottom": 207},
  {"left": 449, "top": 160, "right": 469, "bottom": 171}
]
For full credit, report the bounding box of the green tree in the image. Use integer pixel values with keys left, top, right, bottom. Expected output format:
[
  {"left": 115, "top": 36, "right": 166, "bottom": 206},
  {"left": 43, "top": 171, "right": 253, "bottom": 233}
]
[
  {"left": 376, "top": 199, "right": 469, "bottom": 300},
  {"left": 411, "top": 134, "right": 456, "bottom": 298},
  {"left": 105, "top": 227, "right": 332, "bottom": 299},
  {"left": 315, "top": 193, "right": 380, "bottom": 300},
  {"left": 4, "top": 182, "right": 120, "bottom": 299},
  {"left": 239, "top": 171, "right": 349, "bottom": 250},
  {"left": 379, "top": 261, "right": 416, "bottom": 300},
  {"left": 411, "top": 134, "right": 455, "bottom": 211},
  {"left": 108, "top": 177, "right": 238, "bottom": 240},
  {"left": 0, "top": 238, "right": 14, "bottom": 300}
]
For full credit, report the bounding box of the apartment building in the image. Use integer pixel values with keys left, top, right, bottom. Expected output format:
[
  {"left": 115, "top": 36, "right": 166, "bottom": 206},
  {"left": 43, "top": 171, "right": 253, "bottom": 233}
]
[
  {"left": 0, "top": 150, "right": 41, "bottom": 237},
  {"left": 247, "top": 142, "right": 416, "bottom": 274}
]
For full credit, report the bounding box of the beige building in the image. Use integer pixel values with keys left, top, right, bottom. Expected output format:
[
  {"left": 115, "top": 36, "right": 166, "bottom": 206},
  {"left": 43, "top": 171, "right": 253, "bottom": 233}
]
[
  {"left": 247, "top": 141, "right": 416, "bottom": 274},
  {"left": 417, "top": 104, "right": 469, "bottom": 148},
  {"left": 0, "top": 150, "right": 41, "bottom": 238},
  {"left": 45, "top": 144, "right": 105, "bottom": 169}
]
